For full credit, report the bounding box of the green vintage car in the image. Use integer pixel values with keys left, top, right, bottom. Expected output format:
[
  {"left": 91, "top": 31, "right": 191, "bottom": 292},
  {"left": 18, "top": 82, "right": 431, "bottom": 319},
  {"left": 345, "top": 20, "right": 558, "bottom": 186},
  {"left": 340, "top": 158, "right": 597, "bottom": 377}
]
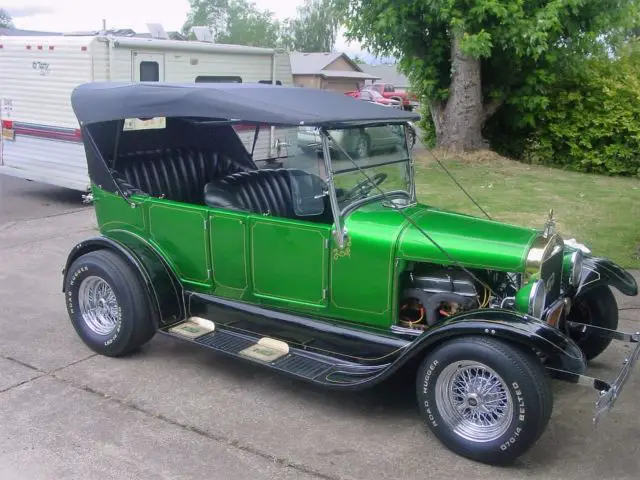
[{"left": 63, "top": 82, "right": 639, "bottom": 465}]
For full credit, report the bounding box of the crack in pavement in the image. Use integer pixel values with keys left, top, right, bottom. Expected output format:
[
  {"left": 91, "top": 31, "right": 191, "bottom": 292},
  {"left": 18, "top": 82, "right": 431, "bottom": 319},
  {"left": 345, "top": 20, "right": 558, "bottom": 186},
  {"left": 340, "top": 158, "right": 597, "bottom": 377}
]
[
  {"left": 0, "top": 207, "right": 91, "bottom": 228},
  {"left": 0, "top": 373, "right": 48, "bottom": 394},
  {"left": 0, "top": 353, "right": 346, "bottom": 480},
  {"left": 0, "top": 354, "right": 42, "bottom": 371},
  {"left": 0, "top": 227, "right": 98, "bottom": 252}
]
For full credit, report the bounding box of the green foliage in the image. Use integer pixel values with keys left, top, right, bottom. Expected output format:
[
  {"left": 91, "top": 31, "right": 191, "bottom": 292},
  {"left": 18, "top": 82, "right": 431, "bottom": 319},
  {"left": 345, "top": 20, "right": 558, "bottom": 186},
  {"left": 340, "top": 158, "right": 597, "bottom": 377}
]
[
  {"left": 0, "top": 9, "right": 13, "bottom": 28},
  {"left": 283, "top": 0, "right": 341, "bottom": 52},
  {"left": 337, "top": 0, "right": 639, "bottom": 144},
  {"left": 183, "top": 0, "right": 340, "bottom": 51},
  {"left": 183, "top": 0, "right": 282, "bottom": 47},
  {"left": 490, "top": 42, "right": 640, "bottom": 177}
]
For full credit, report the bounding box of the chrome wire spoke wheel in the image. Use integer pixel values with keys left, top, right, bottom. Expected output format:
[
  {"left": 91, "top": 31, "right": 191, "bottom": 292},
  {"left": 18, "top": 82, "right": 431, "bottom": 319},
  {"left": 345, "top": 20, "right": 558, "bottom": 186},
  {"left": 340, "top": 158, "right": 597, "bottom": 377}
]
[
  {"left": 435, "top": 361, "right": 513, "bottom": 443},
  {"left": 78, "top": 275, "right": 119, "bottom": 336}
]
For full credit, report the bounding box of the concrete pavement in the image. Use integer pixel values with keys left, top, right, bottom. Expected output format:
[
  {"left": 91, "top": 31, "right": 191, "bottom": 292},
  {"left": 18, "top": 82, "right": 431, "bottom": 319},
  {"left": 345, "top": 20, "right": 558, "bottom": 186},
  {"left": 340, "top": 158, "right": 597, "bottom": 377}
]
[{"left": 1, "top": 176, "right": 640, "bottom": 480}]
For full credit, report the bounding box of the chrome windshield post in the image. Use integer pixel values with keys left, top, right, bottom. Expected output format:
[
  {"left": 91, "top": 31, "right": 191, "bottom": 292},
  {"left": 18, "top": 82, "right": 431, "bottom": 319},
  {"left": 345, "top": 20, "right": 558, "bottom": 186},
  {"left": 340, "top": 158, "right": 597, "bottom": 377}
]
[
  {"left": 320, "top": 127, "right": 346, "bottom": 248},
  {"left": 404, "top": 123, "right": 417, "bottom": 203}
]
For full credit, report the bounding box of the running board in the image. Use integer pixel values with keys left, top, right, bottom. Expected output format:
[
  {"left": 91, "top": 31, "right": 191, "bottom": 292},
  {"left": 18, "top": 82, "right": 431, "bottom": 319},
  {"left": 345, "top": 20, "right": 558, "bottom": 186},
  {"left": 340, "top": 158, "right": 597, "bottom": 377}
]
[{"left": 159, "top": 318, "right": 391, "bottom": 388}]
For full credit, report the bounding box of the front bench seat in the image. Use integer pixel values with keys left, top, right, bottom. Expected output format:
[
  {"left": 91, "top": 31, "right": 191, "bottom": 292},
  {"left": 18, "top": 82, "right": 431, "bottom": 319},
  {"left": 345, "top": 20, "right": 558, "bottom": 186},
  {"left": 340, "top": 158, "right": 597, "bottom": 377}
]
[
  {"left": 117, "top": 147, "right": 244, "bottom": 204},
  {"left": 204, "top": 169, "right": 330, "bottom": 221}
]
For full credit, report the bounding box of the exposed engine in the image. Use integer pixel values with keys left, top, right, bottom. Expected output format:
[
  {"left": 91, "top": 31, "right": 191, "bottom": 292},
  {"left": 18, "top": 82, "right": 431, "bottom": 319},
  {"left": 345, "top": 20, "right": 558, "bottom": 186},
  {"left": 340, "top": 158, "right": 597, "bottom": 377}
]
[{"left": 399, "top": 265, "right": 495, "bottom": 328}]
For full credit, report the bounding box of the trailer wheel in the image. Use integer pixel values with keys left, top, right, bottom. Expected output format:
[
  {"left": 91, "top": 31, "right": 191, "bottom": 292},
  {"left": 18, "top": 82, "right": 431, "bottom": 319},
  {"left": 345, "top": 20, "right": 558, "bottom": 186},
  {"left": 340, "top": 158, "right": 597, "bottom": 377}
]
[
  {"left": 64, "top": 249, "right": 156, "bottom": 357},
  {"left": 416, "top": 336, "right": 552, "bottom": 465}
]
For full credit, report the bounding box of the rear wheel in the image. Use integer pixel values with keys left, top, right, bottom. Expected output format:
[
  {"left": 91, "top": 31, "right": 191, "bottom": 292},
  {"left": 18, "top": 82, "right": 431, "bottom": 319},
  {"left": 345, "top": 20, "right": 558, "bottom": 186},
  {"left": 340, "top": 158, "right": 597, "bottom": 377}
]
[
  {"left": 567, "top": 285, "right": 618, "bottom": 360},
  {"left": 64, "top": 250, "right": 156, "bottom": 357},
  {"left": 416, "top": 336, "right": 552, "bottom": 465}
]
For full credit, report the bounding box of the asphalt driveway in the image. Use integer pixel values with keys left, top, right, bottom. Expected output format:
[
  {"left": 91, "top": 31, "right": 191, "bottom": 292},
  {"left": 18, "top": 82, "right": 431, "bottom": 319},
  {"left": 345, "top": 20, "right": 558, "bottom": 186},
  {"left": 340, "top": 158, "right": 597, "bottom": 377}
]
[{"left": 1, "top": 176, "right": 639, "bottom": 480}]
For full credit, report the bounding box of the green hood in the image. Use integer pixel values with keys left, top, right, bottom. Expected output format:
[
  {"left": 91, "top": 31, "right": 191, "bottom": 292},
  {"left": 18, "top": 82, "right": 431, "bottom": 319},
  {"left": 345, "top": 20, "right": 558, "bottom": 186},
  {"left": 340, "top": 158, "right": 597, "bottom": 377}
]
[
  {"left": 397, "top": 205, "right": 537, "bottom": 272},
  {"left": 344, "top": 202, "right": 537, "bottom": 273}
]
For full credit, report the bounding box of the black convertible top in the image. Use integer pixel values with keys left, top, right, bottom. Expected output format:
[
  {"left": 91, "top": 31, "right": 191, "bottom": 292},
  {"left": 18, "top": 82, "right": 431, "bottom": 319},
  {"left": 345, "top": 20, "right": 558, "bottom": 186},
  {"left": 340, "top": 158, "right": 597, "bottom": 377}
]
[{"left": 71, "top": 82, "right": 420, "bottom": 126}]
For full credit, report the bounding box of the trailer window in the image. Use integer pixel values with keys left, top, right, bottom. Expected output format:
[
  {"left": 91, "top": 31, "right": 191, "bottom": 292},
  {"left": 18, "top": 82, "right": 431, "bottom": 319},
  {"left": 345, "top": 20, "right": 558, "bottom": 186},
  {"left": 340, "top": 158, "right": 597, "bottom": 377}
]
[
  {"left": 195, "top": 76, "right": 242, "bottom": 83},
  {"left": 140, "top": 61, "right": 160, "bottom": 82},
  {"left": 259, "top": 80, "right": 282, "bottom": 85}
]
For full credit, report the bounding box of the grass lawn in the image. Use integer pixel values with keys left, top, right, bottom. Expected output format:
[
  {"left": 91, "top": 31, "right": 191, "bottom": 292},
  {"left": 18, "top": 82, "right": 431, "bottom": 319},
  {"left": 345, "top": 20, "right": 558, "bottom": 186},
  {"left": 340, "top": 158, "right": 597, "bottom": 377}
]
[{"left": 412, "top": 150, "right": 640, "bottom": 269}]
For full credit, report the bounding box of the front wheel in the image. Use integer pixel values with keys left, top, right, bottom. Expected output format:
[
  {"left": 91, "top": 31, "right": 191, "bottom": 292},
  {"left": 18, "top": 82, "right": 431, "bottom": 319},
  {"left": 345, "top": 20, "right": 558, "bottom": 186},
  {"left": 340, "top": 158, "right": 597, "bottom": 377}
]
[
  {"left": 416, "top": 336, "right": 552, "bottom": 465},
  {"left": 566, "top": 285, "right": 618, "bottom": 361}
]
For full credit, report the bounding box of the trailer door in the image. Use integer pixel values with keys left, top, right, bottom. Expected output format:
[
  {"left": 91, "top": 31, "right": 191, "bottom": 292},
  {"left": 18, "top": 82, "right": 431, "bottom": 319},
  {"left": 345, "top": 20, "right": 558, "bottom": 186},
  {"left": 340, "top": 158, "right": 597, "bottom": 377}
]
[{"left": 132, "top": 52, "right": 165, "bottom": 81}]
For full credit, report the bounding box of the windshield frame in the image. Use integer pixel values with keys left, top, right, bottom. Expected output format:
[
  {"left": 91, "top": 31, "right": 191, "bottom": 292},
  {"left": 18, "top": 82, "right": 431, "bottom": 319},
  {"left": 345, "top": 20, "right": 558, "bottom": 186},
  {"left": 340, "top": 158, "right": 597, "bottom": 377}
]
[{"left": 319, "top": 123, "right": 416, "bottom": 247}]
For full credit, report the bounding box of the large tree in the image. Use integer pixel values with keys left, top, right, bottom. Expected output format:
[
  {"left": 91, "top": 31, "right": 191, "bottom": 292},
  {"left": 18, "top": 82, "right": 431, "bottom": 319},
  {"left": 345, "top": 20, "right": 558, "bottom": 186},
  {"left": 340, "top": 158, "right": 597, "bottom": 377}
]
[
  {"left": 338, "top": 0, "right": 637, "bottom": 151},
  {"left": 283, "top": 0, "right": 341, "bottom": 52},
  {"left": 183, "top": 0, "right": 282, "bottom": 47},
  {"left": 0, "top": 9, "right": 14, "bottom": 28}
]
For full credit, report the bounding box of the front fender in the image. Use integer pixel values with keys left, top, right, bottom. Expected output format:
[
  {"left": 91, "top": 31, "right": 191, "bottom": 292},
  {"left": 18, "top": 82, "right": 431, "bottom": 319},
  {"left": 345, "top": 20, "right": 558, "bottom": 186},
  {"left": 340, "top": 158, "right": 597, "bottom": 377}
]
[
  {"left": 390, "top": 309, "right": 586, "bottom": 376},
  {"left": 577, "top": 256, "right": 638, "bottom": 297},
  {"left": 62, "top": 234, "right": 185, "bottom": 326}
]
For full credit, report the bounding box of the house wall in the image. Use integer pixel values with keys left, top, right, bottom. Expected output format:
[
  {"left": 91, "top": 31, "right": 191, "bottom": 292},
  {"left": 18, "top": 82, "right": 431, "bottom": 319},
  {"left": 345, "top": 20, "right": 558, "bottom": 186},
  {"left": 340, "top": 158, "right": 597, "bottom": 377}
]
[
  {"left": 293, "top": 74, "right": 321, "bottom": 88},
  {"left": 320, "top": 78, "right": 363, "bottom": 93},
  {"left": 323, "top": 56, "right": 357, "bottom": 71}
]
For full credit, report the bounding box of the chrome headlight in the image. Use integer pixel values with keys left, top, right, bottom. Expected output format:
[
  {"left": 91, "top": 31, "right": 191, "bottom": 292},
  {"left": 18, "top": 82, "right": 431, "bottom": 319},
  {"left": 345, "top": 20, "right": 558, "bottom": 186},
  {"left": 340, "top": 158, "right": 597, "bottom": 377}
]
[
  {"left": 525, "top": 233, "right": 564, "bottom": 277},
  {"left": 528, "top": 279, "right": 547, "bottom": 319},
  {"left": 569, "top": 249, "right": 583, "bottom": 286}
]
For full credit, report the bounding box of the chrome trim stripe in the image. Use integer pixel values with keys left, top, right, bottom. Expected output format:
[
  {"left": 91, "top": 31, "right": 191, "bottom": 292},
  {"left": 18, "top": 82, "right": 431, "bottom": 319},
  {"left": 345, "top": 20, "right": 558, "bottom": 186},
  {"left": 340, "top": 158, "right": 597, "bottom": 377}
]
[{"left": 7, "top": 121, "right": 82, "bottom": 143}]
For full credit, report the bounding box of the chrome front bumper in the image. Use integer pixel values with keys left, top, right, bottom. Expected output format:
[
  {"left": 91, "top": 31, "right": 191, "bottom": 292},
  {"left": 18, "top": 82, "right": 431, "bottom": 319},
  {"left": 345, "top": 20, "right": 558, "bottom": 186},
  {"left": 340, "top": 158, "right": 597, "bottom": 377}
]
[{"left": 547, "top": 321, "right": 640, "bottom": 425}]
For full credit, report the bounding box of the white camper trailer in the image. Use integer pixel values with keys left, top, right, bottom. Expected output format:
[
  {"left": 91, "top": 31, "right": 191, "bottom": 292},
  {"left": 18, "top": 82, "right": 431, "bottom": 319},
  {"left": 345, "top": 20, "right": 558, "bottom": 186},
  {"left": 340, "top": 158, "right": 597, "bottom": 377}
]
[{"left": 0, "top": 33, "right": 294, "bottom": 191}]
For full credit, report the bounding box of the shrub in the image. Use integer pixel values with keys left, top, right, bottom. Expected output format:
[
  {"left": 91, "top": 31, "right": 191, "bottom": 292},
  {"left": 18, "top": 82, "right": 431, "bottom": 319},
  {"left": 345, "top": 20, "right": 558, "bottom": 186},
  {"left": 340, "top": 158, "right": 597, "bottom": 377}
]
[{"left": 488, "top": 42, "right": 640, "bottom": 177}]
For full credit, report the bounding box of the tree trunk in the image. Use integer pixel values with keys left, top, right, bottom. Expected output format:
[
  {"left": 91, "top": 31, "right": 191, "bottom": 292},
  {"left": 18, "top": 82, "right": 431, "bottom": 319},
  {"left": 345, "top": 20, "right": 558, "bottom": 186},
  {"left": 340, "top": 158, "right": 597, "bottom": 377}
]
[{"left": 431, "top": 33, "right": 487, "bottom": 152}]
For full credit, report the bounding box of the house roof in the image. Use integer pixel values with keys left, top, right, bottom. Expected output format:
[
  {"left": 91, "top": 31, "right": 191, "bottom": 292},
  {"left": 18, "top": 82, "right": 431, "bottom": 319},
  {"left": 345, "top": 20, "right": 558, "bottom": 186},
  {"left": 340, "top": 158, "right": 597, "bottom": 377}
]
[
  {"left": 290, "top": 52, "right": 344, "bottom": 74},
  {"left": 319, "top": 70, "right": 379, "bottom": 80},
  {"left": 359, "top": 64, "right": 409, "bottom": 87},
  {"left": 289, "top": 52, "right": 378, "bottom": 79}
]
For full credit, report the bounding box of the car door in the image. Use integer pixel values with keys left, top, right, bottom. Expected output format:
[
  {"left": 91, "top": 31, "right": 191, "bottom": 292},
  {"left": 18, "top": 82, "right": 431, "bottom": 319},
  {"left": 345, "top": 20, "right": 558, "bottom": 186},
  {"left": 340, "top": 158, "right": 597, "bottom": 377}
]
[
  {"left": 249, "top": 215, "right": 331, "bottom": 309},
  {"left": 147, "top": 198, "right": 212, "bottom": 290}
]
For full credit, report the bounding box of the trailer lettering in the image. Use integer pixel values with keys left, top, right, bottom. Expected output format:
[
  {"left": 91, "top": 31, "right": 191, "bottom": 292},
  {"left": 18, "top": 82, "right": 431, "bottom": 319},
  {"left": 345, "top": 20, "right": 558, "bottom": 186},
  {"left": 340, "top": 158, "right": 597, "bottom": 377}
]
[{"left": 32, "top": 62, "right": 50, "bottom": 75}]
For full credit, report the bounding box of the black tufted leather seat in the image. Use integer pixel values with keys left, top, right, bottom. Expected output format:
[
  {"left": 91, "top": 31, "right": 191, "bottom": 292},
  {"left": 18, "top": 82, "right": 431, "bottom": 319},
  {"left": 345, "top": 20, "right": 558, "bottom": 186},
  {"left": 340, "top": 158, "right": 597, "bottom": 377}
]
[
  {"left": 204, "top": 169, "right": 332, "bottom": 222},
  {"left": 115, "top": 147, "right": 244, "bottom": 204}
]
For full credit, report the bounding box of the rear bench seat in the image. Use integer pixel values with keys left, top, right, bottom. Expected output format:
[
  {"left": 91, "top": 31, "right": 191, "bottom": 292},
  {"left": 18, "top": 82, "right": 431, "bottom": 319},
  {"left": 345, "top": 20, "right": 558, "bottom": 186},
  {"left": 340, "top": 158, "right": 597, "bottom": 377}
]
[{"left": 113, "top": 147, "right": 245, "bottom": 204}]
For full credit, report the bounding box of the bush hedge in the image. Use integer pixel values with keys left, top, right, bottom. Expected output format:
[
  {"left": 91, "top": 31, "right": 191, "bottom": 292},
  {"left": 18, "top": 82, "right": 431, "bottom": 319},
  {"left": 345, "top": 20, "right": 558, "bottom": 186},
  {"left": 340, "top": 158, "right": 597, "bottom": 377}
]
[{"left": 488, "top": 42, "right": 640, "bottom": 177}]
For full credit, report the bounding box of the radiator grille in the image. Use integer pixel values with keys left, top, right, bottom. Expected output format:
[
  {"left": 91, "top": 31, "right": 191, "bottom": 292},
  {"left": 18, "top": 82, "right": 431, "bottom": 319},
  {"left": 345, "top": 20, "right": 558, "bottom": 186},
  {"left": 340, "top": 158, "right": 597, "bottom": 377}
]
[{"left": 540, "top": 247, "right": 564, "bottom": 306}]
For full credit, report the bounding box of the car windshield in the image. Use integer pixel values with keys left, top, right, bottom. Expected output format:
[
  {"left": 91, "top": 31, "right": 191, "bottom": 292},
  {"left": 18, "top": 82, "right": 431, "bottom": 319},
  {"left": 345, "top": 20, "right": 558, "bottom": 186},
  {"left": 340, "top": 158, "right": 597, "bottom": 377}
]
[{"left": 327, "top": 124, "right": 412, "bottom": 210}]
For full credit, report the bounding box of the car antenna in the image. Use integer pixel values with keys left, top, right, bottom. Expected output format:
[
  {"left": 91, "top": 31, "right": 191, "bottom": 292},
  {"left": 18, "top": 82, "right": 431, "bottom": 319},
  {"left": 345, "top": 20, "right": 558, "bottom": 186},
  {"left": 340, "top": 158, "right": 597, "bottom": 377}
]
[
  {"left": 321, "top": 127, "right": 497, "bottom": 298},
  {"left": 414, "top": 135, "right": 492, "bottom": 220}
]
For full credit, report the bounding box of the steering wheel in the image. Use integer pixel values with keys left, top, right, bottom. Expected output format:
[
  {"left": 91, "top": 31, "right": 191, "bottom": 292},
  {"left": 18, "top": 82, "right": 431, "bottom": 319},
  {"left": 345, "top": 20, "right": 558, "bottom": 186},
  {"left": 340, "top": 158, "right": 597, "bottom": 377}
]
[{"left": 342, "top": 173, "right": 388, "bottom": 201}]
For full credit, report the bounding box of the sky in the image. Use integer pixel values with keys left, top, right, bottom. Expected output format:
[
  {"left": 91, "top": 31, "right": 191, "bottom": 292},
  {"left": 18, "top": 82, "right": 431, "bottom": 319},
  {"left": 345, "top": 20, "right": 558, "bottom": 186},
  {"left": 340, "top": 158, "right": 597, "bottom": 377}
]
[{"left": 3, "top": 0, "right": 373, "bottom": 58}]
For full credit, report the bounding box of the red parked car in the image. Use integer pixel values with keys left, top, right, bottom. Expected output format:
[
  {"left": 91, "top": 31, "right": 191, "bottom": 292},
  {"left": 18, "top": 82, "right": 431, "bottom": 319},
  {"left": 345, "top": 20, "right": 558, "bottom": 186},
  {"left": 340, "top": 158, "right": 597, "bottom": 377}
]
[
  {"left": 344, "top": 89, "right": 402, "bottom": 107},
  {"left": 362, "top": 83, "right": 418, "bottom": 111}
]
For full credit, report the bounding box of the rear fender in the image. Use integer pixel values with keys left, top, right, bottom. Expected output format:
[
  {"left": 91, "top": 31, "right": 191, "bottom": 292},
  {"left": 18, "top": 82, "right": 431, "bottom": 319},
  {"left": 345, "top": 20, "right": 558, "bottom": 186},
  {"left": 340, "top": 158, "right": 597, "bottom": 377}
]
[
  {"left": 393, "top": 309, "right": 587, "bottom": 375},
  {"left": 62, "top": 234, "right": 184, "bottom": 326},
  {"left": 576, "top": 256, "right": 638, "bottom": 297}
]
